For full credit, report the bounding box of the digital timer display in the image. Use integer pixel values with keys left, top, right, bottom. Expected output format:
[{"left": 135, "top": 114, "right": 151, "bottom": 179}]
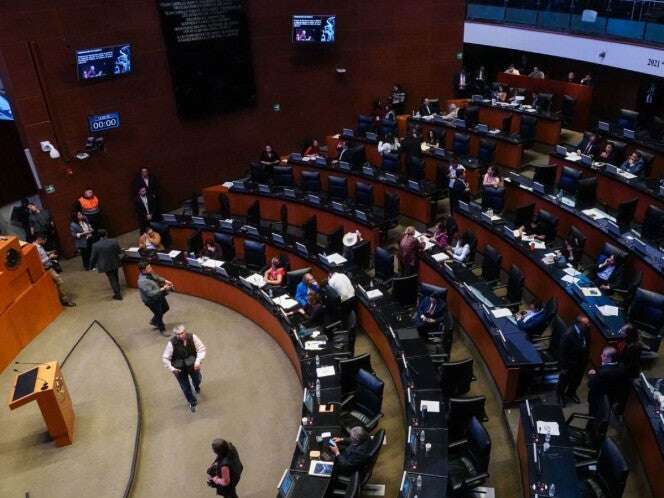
[{"left": 88, "top": 112, "right": 120, "bottom": 133}]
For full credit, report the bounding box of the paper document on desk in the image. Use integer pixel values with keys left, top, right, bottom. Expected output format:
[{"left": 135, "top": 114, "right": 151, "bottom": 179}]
[
  {"left": 202, "top": 258, "right": 224, "bottom": 269},
  {"left": 489, "top": 129, "right": 501, "bottom": 135},
  {"left": 420, "top": 400, "right": 440, "bottom": 413},
  {"left": 304, "top": 340, "right": 326, "bottom": 351},
  {"left": 532, "top": 240, "right": 546, "bottom": 250},
  {"left": 520, "top": 184, "right": 534, "bottom": 192},
  {"left": 366, "top": 289, "right": 384, "bottom": 300},
  {"left": 421, "top": 238, "right": 435, "bottom": 251},
  {"left": 565, "top": 153, "right": 581, "bottom": 162},
  {"left": 561, "top": 275, "right": 579, "bottom": 284},
  {"left": 563, "top": 267, "right": 581, "bottom": 276},
  {"left": 325, "top": 253, "right": 347, "bottom": 265},
  {"left": 316, "top": 366, "right": 336, "bottom": 378},
  {"left": 536, "top": 421, "right": 560, "bottom": 436},
  {"left": 432, "top": 252, "right": 450, "bottom": 262},
  {"left": 168, "top": 250, "right": 182, "bottom": 258},
  {"left": 125, "top": 247, "right": 140, "bottom": 257},
  {"left": 244, "top": 273, "right": 266, "bottom": 288},
  {"left": 491, "top": 308, "right": 513, "bottom": 319},
  {"left": 618, "top": 170, "right": 637, "bottom": 180},
  {"left": 561, "top": 197, "right": 576, "bottom": 207},
  {"left": 273, "top": 294, "right": 299, "bottom": 310},
  {"left": 597, "top": 304, "right": 620, "bottom": 317},
  {"left": 581, "top": 287, "right": 602, "bottom": 297}
]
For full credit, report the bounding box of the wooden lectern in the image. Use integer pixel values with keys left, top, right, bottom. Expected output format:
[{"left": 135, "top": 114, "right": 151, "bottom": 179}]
[{"left": 8, "top": 361, "right": 75, "bottom": 447}]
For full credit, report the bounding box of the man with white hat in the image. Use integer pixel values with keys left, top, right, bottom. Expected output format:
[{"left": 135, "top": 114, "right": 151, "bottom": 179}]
[{"left": 342, "top": 230, "right": 363, "bottom": 259}]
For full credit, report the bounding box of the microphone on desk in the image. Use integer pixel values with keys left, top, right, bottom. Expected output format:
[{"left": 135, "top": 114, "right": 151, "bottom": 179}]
[{"left": 13, "top": 369, "right": 49, "bottom": 391}]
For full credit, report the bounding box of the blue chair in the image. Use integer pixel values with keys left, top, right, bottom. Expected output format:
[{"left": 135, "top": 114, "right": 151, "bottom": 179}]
[
  {"left": 519, "top": 115, "right": 537, "bottom": 147},
  {"left": 355, "top": 181, "right": 374, "bottom": 208},
  {"left": 273, "top": 166, "right": 294, "bottom": 187},
  {"left": 481, "top": 186, "right": 505, "bottom": 213},
  {"left": 558, "top": 166, "right": 583, "bottom": 195},
  {"left": 301, "top": 170, "right": 321, "bottom": 192},
  {"left": 453, "top": 132, "right": 470, "bottom": 156},
  {"left": 478, "top": 139, "right": 496, "bottom": 164},
  {"left": 214, "top": 233, "right": 235, "bottom": 261},
  {"left": 374, "top": 247, "right": 394, "bottom": 282},
  {"left": 328, "top": 175, "right": 348, "bottom": 199},
  {"left": 577, "top": 438, "right": 629, "bottom": 498},
  {"left": 243, "top": 240, "right": 266, "bottom": 270},
  {"left": 340, "top": 369, "right": 384, "bottom": 432},
  {"left": 381, "top": 152, "right": 400, "bottom": 173}
]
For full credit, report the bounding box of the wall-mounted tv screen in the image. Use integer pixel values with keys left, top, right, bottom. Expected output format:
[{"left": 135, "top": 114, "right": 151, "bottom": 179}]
[
  {"left": 0, "top": 92, "right": 13, "bottom": 121},
  {"left": 76, "top": 44, "right": 132, "bottom": 81},
  {"left": 292, "top": 15, "right": 336, "bottom": 44}
]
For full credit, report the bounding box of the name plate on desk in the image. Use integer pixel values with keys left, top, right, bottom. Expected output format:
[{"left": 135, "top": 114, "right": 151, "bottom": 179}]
[
  {"left": 289, "top": 152, "right": 303, "bottom": 161},
  {"left": 243, "top": 225, "right": 259, "bottom": 238},
  {"left": 315, "top": 157, "right": 327, "bottom": 167},
  {"left": 623, "top": 128, "right": 635, "bottom": 140},
  {"left": 433, "top": 114, "right": 445, "bottom": 124},
  {"left": 232, "top": 179, "right": 247, "bottom": 191},
  {"left": 604, "top": 164, "right": 618, "bottom": 175},
  {"left": 186, "top": 257, "right": 203, "bottom": 269},
  {"left": 191, "top": 216, "right": 206, "bottom": 225},
  {"left": 295, "top": 242, "right": 309, "bottom": 257},
  {"left": 257, "top": 183, "right": 271, "bottom": 194},
  {"left": 555, "top": 145, "right": 567, "bottom": 156},
  {"left": 503, "top": 225, "right": 516, "bottom": 239},
  {"left": 362, "top": 165, "right": 375, "bottom": 177},
  {"left": 271, "top": 232, "right": 286, "bottom": 246},
  {"left": 331, "top": 201, "right": 345, "bottom": 212},
  {"left": 457, "top": 201, "right": 469, "bottom": 213},
  {"left": 469, "top": 202, "right": 482, "bottom": 215},
  {"left": 365, "top": 132, "right": 378, "bottom": 143},
  {"left": 407, "top": 179, "right": 421, "bottom": 192},
  {"left": 533, "top": 181, "right": 545, "bottom": 194},
  {"left": 383, "top": 172, "right": 398, "bottom": 184},
  {"left": 161, "top": 213, "right": 177, "bottom": 223},
  {"left": 354, "top": 209, "right": 368, "bottom": 222},
  {"left": 598, "top": 121, "right": 610, "bottom": 132},
  {"left": 283, "top": 187, "right": 296, "bottom": 199},
  {"left": 431, "top": 147, "right": 445, "bottom": 158},
  {"left": 219, "top": 218, "right": 239, "bottom": 232},
  {"left": 476, "top": 123, "right": 489, "bottom": 133},
  {"left": 606, "top": 220, "right": 622, "bottom": 237},
  {"left": 341, "top": 128, "right": 354, "bottom": 138},
  {"left": 581, "top": 154, "right": 593, "bottom": 166},
  {"left": 453, "top": 118, "right": 466, "bottom": 128},
  {"left": 338, "top": 161, "right": 352, "bottom": 172},
  {"left": 306, "top": 194, "right": 321, "bottom": 205}
]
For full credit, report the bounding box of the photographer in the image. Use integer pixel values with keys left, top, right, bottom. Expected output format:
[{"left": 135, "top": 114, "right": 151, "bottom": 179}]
[
  {"left": 34, "top": 233, "right": 75, "bottom": 307},
  {"left": 207, "top": 439, "right": 243, "bottom": 497},
  {"left": 137, "top": 260, "right": 174, "bottom": 334}
]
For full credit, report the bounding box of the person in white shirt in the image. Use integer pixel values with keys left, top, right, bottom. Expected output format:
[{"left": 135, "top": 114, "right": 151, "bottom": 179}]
[
  {"left": 447, "top": 233, "right": 471, "bottom": 263},
  {"left": 328, "top": 270, "right": 355, "bottom": 303},
  {"left": 162, "top": 324, "right": 207, "bottom": 412},
  {"left": 377, "top": 133, "right": 400, "bottom": 156}
]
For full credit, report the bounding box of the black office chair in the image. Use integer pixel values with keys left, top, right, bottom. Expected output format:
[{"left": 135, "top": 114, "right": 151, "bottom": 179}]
[
  {"left": 565, "top": 396, "right": 610, "bottom": 461},
  {"left": 494, "top": 264, "right": 525, "bottom": 310},
  {"left": 340, "top": 369, "right": 384, "bottom": 432},
  {"left": 478, "top": 139, "right": 496, "bottom": 165},
  {"left": 593, "top": 242, "right": 628, "bottom": 283},
  {"left": 273, "top": 165, "right": 294, "bottom": 188},
  {"left": 243, "top": 240, "right": 266, "bottom": 270},
  {"left": 440, "top": 358, "right": 474, "bottom": 397},
  {"left": 606, "top": 139, "right": 627, "bottom": 164},
  {"left": 218, "top": 193, "right": 231, "bottom": 218},
  {"left": 447, "top": 417, "right": 491, "bottom": 497},
  {"left": 214, "top": 233, "right": 235, "bottom": 261},
  {"left": 249, "top": 161, "right": 271, "bottom": 184},
  {"left": 560, "top": 94, "right": 576, "bottom": 127},
  {"left": 534, "top": 92, "right": 553, "bottom": 113},
  {"left": 329, "top": 175, "right": 348, "bottom": 199},
  {"left": 481, "top": 186, "right": 505, "bottom": 213},
  {"left": 576, "top": 437, "right": 629, "bottom": 498},
  {"left": 558, "top": 166, "right": 583, "bottom": 195},
  {"left": 480, "top": 244, "right": 502, "bottom": 284},
  {"left": 286, "top": 267, "right": 310, "bottom": 297},
  {"left": 335, "top": 429, "right": 385, "bottom": 491},
  {"left": 323, "top": 226, "right": 344, "bottom": 254},
  {"left": 519, "top": 115, "right": 537, "bottom": 147},
  {"left": 187, "top": 230, "right": 204, "bottom": 255},
  {"left": 636, "top": 149, "right": 655, "bottom": 177},
  {"left": 566, "top": 225, "right": 586, "bottom": 266},
  {"left": 535, "top": 209, "right": 559, "bottom": 243},
  {"left": 533, "top": 314, "right": 567, "bottom": 364},
  {"left": 418, "top": 283, "right": 451, "bottom": 350},
  {"left": 641, "top": 204, "right": 664, "bottom": 243},
  {"left": 348, "top": 240, "right": 371, "bottom": 271},
  {"left": 150, "top": 221, "right": 172, "bottom": 249},
  {"left": 452, "top": 132, "right": 470, "bottom": 156},
  {"left": 357, "top": 114, "right": 373, "bottom": 135},
  {"left": 354, "top": 181, "right": 374, "bottom": 208},
  {"left": 332, "top": 470, "right": 360, "bottom": 498},
  {"left": 373, "top": 246, "right": 394, "bottom": 283},
  {"left": 446, "top": 216, "right": 458, "bottom": 240},
  {"left": 337, "top": 354, "right": 373, "bottom": 397},
  {"left": 448, "top": 395, "right": 488, "bottom": 441},
  {"left": 381, "top": 152, "right": 400, "bottom": 174},
  {"left": 379, "top": 191, "right": 400, "bottom": 237},
  {"left": 612, "top": 269, "right": 642, "bottom": 310},
  {"left": 462, "top": 230, "right": 478, "bottom": 267},
  {"left": 246, "top": 200, "right": 261, "bottom": 227},
  {"left": 301, "top": 170, "right": 321, "bottom": 193},
  {"left": 407, "top": 156, "right": 425, "bottom": 181},
  {"left": 628, "top": 288, "right": 664, "bottom": 360}
]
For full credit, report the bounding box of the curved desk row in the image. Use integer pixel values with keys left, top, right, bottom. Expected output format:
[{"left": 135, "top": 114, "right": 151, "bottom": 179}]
[
  {"left": 595, "top": 128, "right": 664, "bottom": 179},
  {"left": 504, "top": 178, "right": 664, "bottom": 291},
  {"left": 202, "top": 185, "right": 383, "bottom": 249},
  {"left": 477, "top": 101, "right": 561, "bottom": 145},
  {"left": 287, "top": 157, "right": 439, "bottom": 224},
  {"left": 548, "top": 153, "right": 664, "bottom": 224},
  {"left": 453, "top": 208, "right": 627, "bottom": 364},
  {"left": 122, "top": 229, "right": 450, "bottom": 497}
]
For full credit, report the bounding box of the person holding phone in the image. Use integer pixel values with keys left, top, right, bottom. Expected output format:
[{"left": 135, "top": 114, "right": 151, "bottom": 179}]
[{"left": 329, "top": 426, "right": 373, "bottom": 475}]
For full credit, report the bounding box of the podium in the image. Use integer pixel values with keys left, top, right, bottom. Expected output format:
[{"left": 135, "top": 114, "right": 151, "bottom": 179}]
[{"left": 8, "top": 361, "right": 75, "bottom": 447}]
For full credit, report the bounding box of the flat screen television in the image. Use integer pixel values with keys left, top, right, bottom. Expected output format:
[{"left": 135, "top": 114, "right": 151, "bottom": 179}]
[
  {"left": 76, "top": 43, "right": 132, "bottom": 81},
  {"left": 292, "top": 15, "right": 336, "bottom": 44}
]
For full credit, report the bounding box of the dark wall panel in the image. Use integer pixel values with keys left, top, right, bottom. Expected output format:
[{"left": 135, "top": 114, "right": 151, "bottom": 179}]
[{"left": 0, "top": 1, "right": 464, "bottom": 255}]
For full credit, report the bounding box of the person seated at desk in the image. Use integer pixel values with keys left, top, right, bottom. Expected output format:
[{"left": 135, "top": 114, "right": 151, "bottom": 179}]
[
  {"left": 200, "top": 239, "right": 221, "bottom": 260},
  {"left": 329, "top": 426, "right": 373, "bottom": 476},
  {"left": 587, "top": 346, "right": 628, "bottom": 417},
  {"left": 443, "top": 103, "right": 460, "bottom": 120},
  {"left": 383, "top": 103, "right": 396, "bottom": 121},
  {"left": 295, "top": 272, "right": 321, "bottom": 307},
  {"left": 264, "top": 257, "right": 286, "bottom": 286},
  {"left": 337, "top": 141, "right": 353, "bottom": 163},
  {"left": 504, "top": 64, "right": 520, "bottom": 75},
  {"left": 482, "top": 165, "right": 502, "bottom": 189},
  {"left": 557, "top": 232, "right": 583, "bottom": 267},
  {"left": 419, "top": 97, "right": 434, "bottom": 117},
  {"left": 580, "top": 73, "right": 593, "bottom": 86},
  {"left": 293, "top": 292, "right": 327, "bottom": 328},
  {"left": 446, "top": 232, "right": 471, "bottom": 263},
  {"left": 138, "top": 227, "right": 164, "bottom": 252},
  {"left": 492, "top": 85, "right": 508, "bottom": 103},
  {"left": 528, "top": 66, "right": 545, "bottom": 79},
  {"left": 415, "top": 292, "right": 447, "bottom": 333},
  {"left": 576, "top": 132, "right": 600, "bottom": 157},
  {"left": 516, "top": 215, "right": 547, "bottom": 241},
  {"left": 328, "top": 269, "right": 355, "bottom": 303},
  {"left": 424, "top": 129, "right": 440, "bottom": 148},
  {"left": 616, "top": 323, "right": 645, "bottom": 379},
  {"left": 620, "top": 151, "right": 645, "bottom": 176},
  {"left": 303, "top": 139, "right": 320, "bottom": 157},
  {"left": 399, "top": 226, "right": 424, "bottom": 275},
  {"left": 516, "top": 300, "right": 546, "bottom": 333},
  {"left": 259, "top": 143, "right": 280, "bottom": 166},
  {"left": 566, "top": 71, "right": 576, "bottom": 83},
  {"left": 592, "top": 253, "right": 623, "bottom": 292},
  {"left": 598, "top": 142, "right": 617, "bottom": 164},
  {"left": 431, "top": 221, "right": 449, "bottom": 249},
  {"left": 377, "top": 133, "right": 401, "bottom": 156}
]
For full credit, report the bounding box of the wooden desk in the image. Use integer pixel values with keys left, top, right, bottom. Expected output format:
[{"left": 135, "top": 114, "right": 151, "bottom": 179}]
[
  {"left": 202, "top": 185, "right": 382, "bottom": 249},
  {"left": 497, "top": 73, "right": 592, "bottom": 131},
  {"left": 288, "top": 160, "right": 437, "bottom": 224},
  {"left": 478, "top": 104, "right": 561, "bottom": 145},
  {"left": 398, "top": 115, "right": 526, "bottom": 170},
  {"left": 548, "top": 154, "right": 664, "bottom": 224},
  {"left": 595, "top": 129, "right": 664, "bottom": 179},
  {"left": 504, "top": 181, "right": 664, "bottom": 291}
]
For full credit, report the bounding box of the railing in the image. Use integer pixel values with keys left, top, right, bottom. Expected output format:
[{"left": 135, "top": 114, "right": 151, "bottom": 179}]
[{"left": 466, "top": 0, "right": 664, "bottom": 45}]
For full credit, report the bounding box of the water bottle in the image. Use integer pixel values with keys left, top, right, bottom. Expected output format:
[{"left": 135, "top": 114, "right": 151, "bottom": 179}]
[
  {"left": 549, "top": 483, "right": 556, "bottom": 496},
  {"left": 315, "top": 378, "right": 321, "bottom": 402},
  {"left": 419, "top": 429, "right": 426, "bottom": 447},
  {"left": 416, "top": 474, "right": 423, "bottom": 492},
  {"left": 315, "top": 355, "right": 320, "bottom": 368}
]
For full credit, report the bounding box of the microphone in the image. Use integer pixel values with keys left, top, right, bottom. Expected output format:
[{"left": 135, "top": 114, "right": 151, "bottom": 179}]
[{"left": 13, "top": 368, "right": 50, "bottom": 391}]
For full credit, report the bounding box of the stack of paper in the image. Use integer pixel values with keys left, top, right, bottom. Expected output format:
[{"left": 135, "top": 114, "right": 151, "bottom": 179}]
[
  {"left": 536, "top": 421, "right": 560, "bottom": 436},
  {"left": 244, "top": 273, "right": 266, "bottom": 288},
  {"left": 597, "top": 304, "right": 619, "bottom": 317},
  {"left": 222, "top": 181, "right": 234, "bottom": 188},
  {"left": 491, "top": 308, "right": 513, "bottom": 318},
  {"left": 168, "top": 250, "right": 182, "bottom": 258},
  {"left": 561, "top": 274, "right": 579, "bottom": 284},
  {"left": 366, "top": 289, "right": 384, "bottom": 300},
  {"left": 124, "top": 247, "right": 140, "bottom": 257},
  {"left": 273, "top": 294, "right": 299, "bottom": 310},
  {"left": 420, "top": 400, "right": 440, "bottom": 413},
  {"left": 432, "top": 252, "right": 450, "bottom": 262},
  {"left": 563, "top": 267, "right": 581, "bottom": 276},
  {"left": 316, "top": 366, "right": 336, "bottom": 378},
  {"left": 325, "top": 253, "right": 347, "bottom": 265},
  {"left": 531, "top": 240, "right": 546, "bottom": 250},
  {"left": 565, "top": 153, "right": 582, "bottom": 162},
  {"left": 618, "top": 170, "right": 637, "bottom": 180},
  {"left": 582, "top": 208, "right": 608, "bottom": 220},
  {"left": 304, "top": 340, "right": 326, "bottom": 351},
  {"left": 581, "top": 287, "right": 602, "bottom": 297},
  {"left": 202, "top": 258, "right": 224, "bottom": 269}
]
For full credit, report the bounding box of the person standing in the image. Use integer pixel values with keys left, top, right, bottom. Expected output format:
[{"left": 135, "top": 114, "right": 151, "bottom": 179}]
[
  {"left": 138, "top": 261, "right": 174, "bottom": 333},
  {"left": 69, "top": 211, "right": 95, "bottom": 270},
  {"left": 207, "top": 439, "right": 243, "bottom": 497},
  {"left": 26, "top": 202, "right": 55, "bottom": 242},
  {"left": 90, "top": 229, "right": 123, "bottom": 300},
  {"left": 134, "top": 186, "right": 158, "bottom": 233},
  {"left": 557, "top": 315, "right": 591, "bottom": 406},
  {"left": 77, "top": 188, "right": 102, "bottom": 229},
  {"left": 132, "top": 166, "right": 160, "bottom": 200},
  {"left": 399, "top": 226, "right": 424, "bottom": 275},
  {"left": 34, "top": 233, "right": 75, "bottom": 307},
  {"left": 162, "top": 325, "right": 206, "bottom": 412}
]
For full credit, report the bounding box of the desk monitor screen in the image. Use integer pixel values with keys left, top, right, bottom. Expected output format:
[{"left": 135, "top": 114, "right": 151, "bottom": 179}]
[
  {"left": 598, "top": 121, "right": 610, "bottom": 132},
  {"left": 303, "top": 388, "right": 315, "bottom": 414},
  {"left": 296, "top": 425, "right": 309, "bottom": 453},
  {"left": 393, "top": 274, "right": 418, "bottom": 307},
  {"left": 401, "top": 472, "right": 412, "bottom": 497},
  {"left": 555, "top": 144, "right": 567, "bottom": 156},
  {"left": 292, "top": 15, "right": 336, "bottom": 44},
  {"left": 12, "top": 368, "right": 38, "bottom": 401},
  {"left": 575, "top": 177, "right": 597, "bottom": 210},
  {"left": 278, "top": 469, "right": 294, "bottom": 497},
  {"left": 624, "top": 128, "right": 636, "bottom": 140}
]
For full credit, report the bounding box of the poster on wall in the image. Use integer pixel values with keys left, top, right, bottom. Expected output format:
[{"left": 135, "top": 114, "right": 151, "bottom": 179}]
[{"left": 155, "top": 0, "right": 256, "bottom": 118}]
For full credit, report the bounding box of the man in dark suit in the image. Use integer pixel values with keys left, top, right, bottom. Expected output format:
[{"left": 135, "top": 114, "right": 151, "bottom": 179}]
[
  {"left": 415, "top": 293, "right": 447, "bottom": 333},
  {"left": 557, "top": 315, "right": 591, "bottom": 405},
  {"left": 132, "top": 167, "right": 160, "bottom": 199},
  {"left": 419, "top": 98, "right": 433, "bottom": 117},
  {"left": 134, "top": 186, "right": 159, "bottom": 233},
  {"left": 90, "top": 229, "right": 124, "bottom": 300},
  {"left": 449, "top": 169, "right": 469, "bottom": 214},
  {"left": 587, "top": 346, "right": 628, "bottom": 417},
  {"left": 592, "top": 252, "right": 624, "bottom": 292},
  {"left": 576, "top": 132, "right": 600, "bottom": 157},
  {"left": 330, "top": 426, "right": 373, "bottom": 476},
  {"left": 337, "top": 142, "right": 352, "bottom": 163},
  {"left": 516, "top": 300, "right": 547, "bottom": 335},
  {"left": 402, "top": 127, "right": 422, "bottom": 161}
]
